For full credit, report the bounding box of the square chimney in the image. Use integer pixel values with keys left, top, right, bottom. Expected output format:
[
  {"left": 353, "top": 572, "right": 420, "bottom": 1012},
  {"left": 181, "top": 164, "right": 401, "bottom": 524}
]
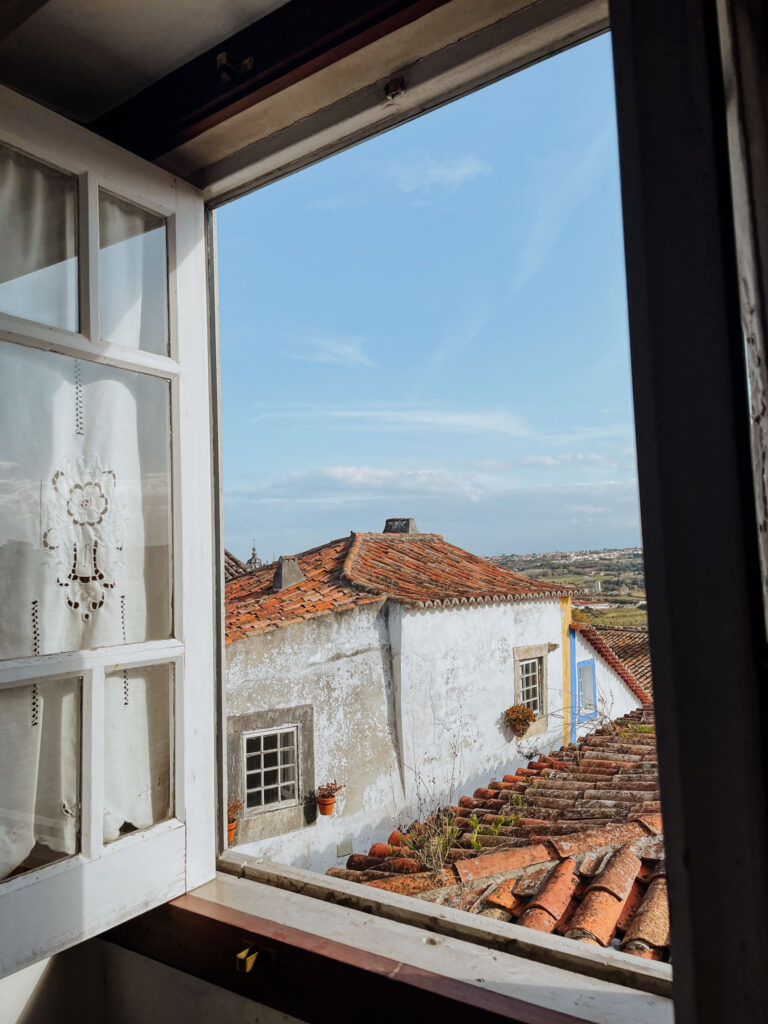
[{"left": 383, "top": 518, "right": 418, "bottom": 534}]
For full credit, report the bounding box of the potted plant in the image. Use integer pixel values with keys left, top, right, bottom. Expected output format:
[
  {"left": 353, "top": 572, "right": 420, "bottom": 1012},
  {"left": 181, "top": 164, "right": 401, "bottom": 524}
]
[
  {"left": 504, "top": 703, "right": 536, "bottom": 738},
  {"left": 316, "top": 780, "right": 344, "bottom": 816},
  {"left": 227, "top": 798, "right": 243, "bottom": 843}
]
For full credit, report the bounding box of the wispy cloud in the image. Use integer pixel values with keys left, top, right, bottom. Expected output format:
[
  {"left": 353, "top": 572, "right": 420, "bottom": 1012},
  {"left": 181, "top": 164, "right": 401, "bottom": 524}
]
[
  {"left": 511, "top": 123, "right": 617, "bottom": 296},
  {"left": 389, "top": 155, "right": 491, "bottom": 194},
  {"left": 290, "top": 337, "right": 376, "bottom": 367},
  {"left": 327, "top": 407, "right": 527, "bottom": 436},
  {"left": 521, "top": 453, "right": 619, "bottom": 468}
]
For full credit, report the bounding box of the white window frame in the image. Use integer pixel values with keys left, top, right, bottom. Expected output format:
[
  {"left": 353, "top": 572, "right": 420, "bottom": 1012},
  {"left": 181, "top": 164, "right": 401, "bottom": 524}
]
[
  {"left": 0, "top": 84, "right": 215, "bottom": 978},
  {"left": 243, "top": 725, "right": 300, "bottom": 813},
  {"left": 518, "top": 656, "right": 543, "bottom": 715}
]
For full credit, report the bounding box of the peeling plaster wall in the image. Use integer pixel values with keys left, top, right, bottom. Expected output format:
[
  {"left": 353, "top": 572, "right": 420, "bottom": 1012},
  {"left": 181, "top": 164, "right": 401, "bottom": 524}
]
[
  {"left": 573, "top": 629, "right": 643, "bottom": 726},
  {"left": 227, "top": 602, "right": 405, "bottom": 874},
  {"left": 396, "top": 600, "right": 567, "bottom": 811},
  {"left": 227, "top": 597, "right": 642, "bottom": 875}
]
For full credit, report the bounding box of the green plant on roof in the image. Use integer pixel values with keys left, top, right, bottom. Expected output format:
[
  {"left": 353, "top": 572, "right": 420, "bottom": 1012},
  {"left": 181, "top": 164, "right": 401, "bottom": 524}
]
[
  {"left": 468, "top": 813, "right": 482, "bottom": 851},
  {"left": 511, "top": 793, "right": 524, "bottom": 807}
]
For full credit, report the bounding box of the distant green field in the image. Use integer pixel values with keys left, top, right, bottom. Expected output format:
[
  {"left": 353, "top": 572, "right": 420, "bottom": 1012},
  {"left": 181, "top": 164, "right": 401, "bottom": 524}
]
[{"left": 572, "top": 606, "right": 649, "bottom": 628}]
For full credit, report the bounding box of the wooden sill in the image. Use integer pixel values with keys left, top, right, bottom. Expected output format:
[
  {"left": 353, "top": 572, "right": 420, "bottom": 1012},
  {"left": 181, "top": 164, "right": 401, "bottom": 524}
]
[{"left": 104, "top": 872, "right": 673, "bottom": 1024}]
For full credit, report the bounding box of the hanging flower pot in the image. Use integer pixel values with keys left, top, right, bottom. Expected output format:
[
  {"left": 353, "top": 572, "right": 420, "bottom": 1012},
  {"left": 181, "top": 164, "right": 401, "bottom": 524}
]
[
  {"left": 504, "top": 704, "right": 536, "bottom": 738},
  {"left": 317, "top": 796, "right": 336, "bottom": 816},
  {"left": 316, "top": 780, "right": 344, "bottom": 816}
]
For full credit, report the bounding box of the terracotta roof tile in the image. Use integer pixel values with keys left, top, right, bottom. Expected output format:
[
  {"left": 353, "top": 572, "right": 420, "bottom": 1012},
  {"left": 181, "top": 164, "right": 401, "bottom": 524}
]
[
  {"left": 334, "top": 706, "right": 670, "bottom": 964},
  {"left": 224, "top": 549, "right": 248, "bottom": 581},
  {"left": 226, "top": 532, "right": 576, "bottom": 642},
  {"left": 573, "top": 622, "right": 653, "bottom": 702}
]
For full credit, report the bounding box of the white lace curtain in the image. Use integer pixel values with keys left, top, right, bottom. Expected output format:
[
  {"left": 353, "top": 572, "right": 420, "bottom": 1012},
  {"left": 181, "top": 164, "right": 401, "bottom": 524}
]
[{"left": 0, "top": 144, "right": 174, "bottom": 879}]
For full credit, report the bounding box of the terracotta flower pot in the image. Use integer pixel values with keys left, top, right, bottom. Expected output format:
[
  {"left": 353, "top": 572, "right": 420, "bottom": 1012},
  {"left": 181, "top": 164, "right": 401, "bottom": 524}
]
[
  {"left": 227, "top": 819, "right": 237, "bottom": 843},
  {"left": 317, "top": 796, "right": 335, "bottom": 816}
]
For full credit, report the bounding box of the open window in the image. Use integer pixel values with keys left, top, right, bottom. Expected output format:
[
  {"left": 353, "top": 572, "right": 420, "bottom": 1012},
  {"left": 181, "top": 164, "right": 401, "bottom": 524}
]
[{"left": 0, "top": 86, "right": 215, "bottom": 977}]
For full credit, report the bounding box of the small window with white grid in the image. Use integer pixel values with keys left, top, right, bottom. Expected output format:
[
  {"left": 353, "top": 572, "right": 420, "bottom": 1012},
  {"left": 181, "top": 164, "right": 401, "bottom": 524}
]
[
  {"left": 244, "top": 726, "right": 299, "bottom": 810},
  {"left": 519, "top": 657, "right": 543, "bottom": 715}
]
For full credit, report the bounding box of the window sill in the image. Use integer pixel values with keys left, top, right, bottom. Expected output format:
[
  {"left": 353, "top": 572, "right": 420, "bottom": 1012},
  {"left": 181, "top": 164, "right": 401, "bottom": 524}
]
[
  {"left": 219, "top": 852, "right": 671, "bottom": 1001},
  {"left": 109, "top": 869, "right": 672, "bottom": 1024}
]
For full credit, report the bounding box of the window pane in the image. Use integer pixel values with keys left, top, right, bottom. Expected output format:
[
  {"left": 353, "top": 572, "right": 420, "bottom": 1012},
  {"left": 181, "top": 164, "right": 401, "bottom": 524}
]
[
  {"left": 104, "top": 663, "right": 173, "bottom": 842},
  {"left": 0, "top": 144, "right": 78, "bottom": 332},
  {"left": 247, "top": 791, "right": 262, "bottom": 808},
  {"left": 263, "top": 733, "right": 278, "bottom": 750},
  {"left": 0, "top": 676, "right": 80, "bottom": 882},
  {"left": 0, "top": 342, "right": 173, "bottom": 659},
  {"left": 99, "top": 192, "right": 168, "bottom": 355}
]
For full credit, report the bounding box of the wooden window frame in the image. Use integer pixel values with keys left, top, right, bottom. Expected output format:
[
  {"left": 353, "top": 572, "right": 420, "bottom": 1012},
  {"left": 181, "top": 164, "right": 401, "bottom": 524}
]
[
  {"left": 0, "top": 84, "right": 216, "bottom": 978},
  {"left": 193, "top": 1, "right": 768, "bottom": 1019}
]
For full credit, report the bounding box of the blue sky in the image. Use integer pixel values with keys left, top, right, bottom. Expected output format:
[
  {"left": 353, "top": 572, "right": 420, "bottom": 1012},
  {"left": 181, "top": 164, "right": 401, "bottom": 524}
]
[{"left": 217, "top": 34, "right": 640, "bottom": 563}]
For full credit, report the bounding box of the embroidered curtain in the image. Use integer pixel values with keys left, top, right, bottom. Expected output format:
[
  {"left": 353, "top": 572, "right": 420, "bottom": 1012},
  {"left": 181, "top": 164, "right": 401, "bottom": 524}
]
[{"left": 0, "top": 147, "right": 174, "bottom": 877}]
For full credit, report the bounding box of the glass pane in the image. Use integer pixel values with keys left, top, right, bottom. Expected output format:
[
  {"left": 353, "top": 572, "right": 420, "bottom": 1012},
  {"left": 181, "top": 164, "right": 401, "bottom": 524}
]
[
  {"left": 0, "top": 676, "right": 80, "bottom": 882},
  {"left": 0, "top": 341, "right": 173, "bottom": 659},
  {"left": 247, "top": 791, "right": 262, "bottom": 808},
  {"left": 245, "top": 735, "right": 261, "bottom": 753},
  {"left": 263, "top": 733, "right": 278, "bottom": 750},
  {"left": 280, "top": 766, "right": 295, "bottom": 783},
  {"left": 263, "top": 787, "right": 279, "bottom": 804},
  {"left": 246, "top": 771, "right": 261, "bottom": 788},
  {"left": 264, "top": 769, "right": 278, "bottom": 786},
  {"left": 263, "top": 750, "right": 278, "bottom": 768},
  {"left": 104, "top": 663, "right": 173, "bottom": 842},
  {"left": 99, "top": 191, "right": 168, "bottom": 355},
  {"left": 0, "top": 144, "right": 78, "bottom": 332},
  {"left": 279, "top": 732, "right": 293, "bottom": 747},
  {"left": 246, "top": 754, "right": 261, "bottom": 771}
]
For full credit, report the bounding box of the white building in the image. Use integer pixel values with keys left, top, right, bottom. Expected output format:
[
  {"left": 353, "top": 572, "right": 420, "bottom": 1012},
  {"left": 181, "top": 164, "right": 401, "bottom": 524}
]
[{"left": 225, "top": 520, "right": 647, "bottom": 873}]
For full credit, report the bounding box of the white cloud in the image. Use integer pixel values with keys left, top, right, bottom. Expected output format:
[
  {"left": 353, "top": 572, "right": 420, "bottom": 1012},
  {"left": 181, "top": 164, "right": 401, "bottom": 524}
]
[
  {"left": 327, "top": 408, "right": 527, "bottom": 436},
  {"left": 510, "top": 123, "right": 617, "bottom": 295},
  {"left": 521, "top": 453, "right": 619, "bottom": 468},
  {"left": 291, "top": 337, "right": 376, "bottom": 367},
  {"left": 389, "top": 155, "right": 491, "bottom": 194}
]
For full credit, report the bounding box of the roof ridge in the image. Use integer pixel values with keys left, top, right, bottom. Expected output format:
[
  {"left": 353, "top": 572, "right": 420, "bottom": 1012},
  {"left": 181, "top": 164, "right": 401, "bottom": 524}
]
[
  {"left": 233, "top": 535, "right": 353, "bottom": 581},
  {"left": 340, "top": 532, "right": 388, "bottom": 596},
  {"left": 572, "top": 622, "right": 651, "bottom": 706}
]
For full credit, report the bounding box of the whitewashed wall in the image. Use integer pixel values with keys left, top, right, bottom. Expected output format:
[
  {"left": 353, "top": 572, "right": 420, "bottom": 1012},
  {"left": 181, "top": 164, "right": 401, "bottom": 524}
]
[
  {"left": 227, "top": 602, "right": 406, "bottom": 874},
  {"left": 572, "top": 629, "right": 643, "bottom": 732},
  {"left": 228, "top": 597, "right": 572, "bottom": 873},
  {"left": 395, "top": 599, "right": 567, "bottom": 812}
]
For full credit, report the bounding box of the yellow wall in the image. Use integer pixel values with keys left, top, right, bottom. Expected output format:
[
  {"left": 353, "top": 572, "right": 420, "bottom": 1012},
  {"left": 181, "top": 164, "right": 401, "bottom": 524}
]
[{"left": 560, "top": 596, "right": 572, "bottom": 748}]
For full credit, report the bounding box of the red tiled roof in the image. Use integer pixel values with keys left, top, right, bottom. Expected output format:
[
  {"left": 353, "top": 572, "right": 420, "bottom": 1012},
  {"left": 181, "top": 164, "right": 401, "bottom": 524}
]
[
  {"left": 224, "top": 549, "right": 248, "bottom": 582},
  {"left": 226, "top": 537, "right": 383, "bottom": 643},
  {"left": 331, "top": 707, "right": 669, "bottom": 962},
  {"left": 226, "top": 533, "right": 576, "bottom": 643},
  {"left": 572, "top": 622, "right": 653, "bottom": 705},
  {"left": 593, "top": 625, "right": 653, "bottom": 696}
]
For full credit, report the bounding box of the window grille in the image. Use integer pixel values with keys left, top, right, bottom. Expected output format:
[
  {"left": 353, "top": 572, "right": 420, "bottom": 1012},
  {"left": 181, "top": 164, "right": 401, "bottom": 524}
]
[
  {"left": 519, "top": 658, "right": 542, "bottom": 715},
  {"left": 244, "top": 726, "right": 299, "bottom": 810}
]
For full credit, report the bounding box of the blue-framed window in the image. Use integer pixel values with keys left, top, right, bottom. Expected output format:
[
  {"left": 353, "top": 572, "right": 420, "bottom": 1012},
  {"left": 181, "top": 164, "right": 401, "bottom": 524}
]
[{"left": 576, "top": 658, "right": 597, "bottom": 721}]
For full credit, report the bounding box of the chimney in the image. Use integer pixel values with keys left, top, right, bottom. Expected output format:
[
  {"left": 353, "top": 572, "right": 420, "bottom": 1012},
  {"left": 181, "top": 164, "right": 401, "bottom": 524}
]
[
  {"left": 383, "top": 518, "right": 419, "bottom": 534},
  {"left": 272, "top": 556, "right": 305, "bottom": 591}
]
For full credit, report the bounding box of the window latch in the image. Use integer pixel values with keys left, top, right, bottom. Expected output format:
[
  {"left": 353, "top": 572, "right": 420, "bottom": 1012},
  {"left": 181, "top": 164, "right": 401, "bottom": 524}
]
[{"left": 236, "top": 942, "right": 261, "bottom": 973}]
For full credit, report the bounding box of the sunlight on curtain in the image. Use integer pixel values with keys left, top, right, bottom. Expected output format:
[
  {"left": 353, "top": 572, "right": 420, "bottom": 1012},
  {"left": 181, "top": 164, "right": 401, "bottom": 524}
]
[
  {"left": 0, "top": 144, "right": 78, "bottom": 331},
  {"left": 104, "top": 664, "right": 173, "bottom": 841},
  {"left": 99, "top": 191, "right": 168, "bottom": 354},
  {"left": 0, "top": 677, "right": 80, "bottom": 881},
  {"left": 0, "top": 342, "right": 173, "bottom": 660}
]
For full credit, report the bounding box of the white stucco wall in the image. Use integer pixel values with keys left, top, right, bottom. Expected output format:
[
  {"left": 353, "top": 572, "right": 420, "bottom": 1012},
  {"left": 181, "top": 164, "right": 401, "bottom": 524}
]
[
  {"left": 227, "top": 602, "right": 407, "bottom": 874},
  {"left": 228, "top": 598, "right": 644, "bottom": 874},
  {"left": 572, "top": 629, "right": 643, "bottom": 731},
  {"left": 395, "top": 599, "right": 567, "bottom": 813}
]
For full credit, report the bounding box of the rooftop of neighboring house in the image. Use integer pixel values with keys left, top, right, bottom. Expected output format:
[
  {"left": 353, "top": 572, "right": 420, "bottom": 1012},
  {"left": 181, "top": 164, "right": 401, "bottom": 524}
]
[
  {"left": 329, "top": 707, "right": 668, "bottom": 962},
  {"left": 224, "top": 549, "right": 248, "bottom": 582},
  {"left": 573, "top": 622, "right": 653, "bottom": 702},
  {"left": 225, "top": 521, "right": 579, "bottom": 643}
]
